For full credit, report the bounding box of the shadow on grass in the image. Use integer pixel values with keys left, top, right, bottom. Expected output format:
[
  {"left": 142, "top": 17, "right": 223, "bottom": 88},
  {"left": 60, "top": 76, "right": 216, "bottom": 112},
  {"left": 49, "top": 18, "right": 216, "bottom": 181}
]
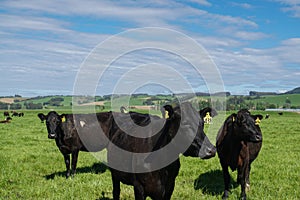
[
  {"left": 96, "top": 197, "right": 112, "bottom": 200},
  {"left": 45, "top": 162, "right": 108, "bottom": 180},
  {"left": 194, "top": 169, "right": 238, "bottom": 196},
  {"left": 96, "top": 191, "right": 113, "bottom": 200}
]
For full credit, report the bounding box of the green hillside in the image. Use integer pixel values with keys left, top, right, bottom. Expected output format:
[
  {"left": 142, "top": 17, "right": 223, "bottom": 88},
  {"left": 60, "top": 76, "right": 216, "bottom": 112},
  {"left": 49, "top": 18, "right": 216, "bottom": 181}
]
[
  {"left": 1, "top": 93, "right": 300, "bottom": 111},
  {"left": 250, "top": 94, "right": 300, "bottom": 108}
]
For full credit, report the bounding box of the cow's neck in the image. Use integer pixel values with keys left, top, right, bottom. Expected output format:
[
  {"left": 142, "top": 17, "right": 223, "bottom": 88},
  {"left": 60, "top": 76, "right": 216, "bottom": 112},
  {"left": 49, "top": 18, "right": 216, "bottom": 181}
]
[
  {"left": 150, "top": 117, "right": 179, "bottom": 153},
  {"left": 55, "top": 124, "right": 65, "bottom": 146}
]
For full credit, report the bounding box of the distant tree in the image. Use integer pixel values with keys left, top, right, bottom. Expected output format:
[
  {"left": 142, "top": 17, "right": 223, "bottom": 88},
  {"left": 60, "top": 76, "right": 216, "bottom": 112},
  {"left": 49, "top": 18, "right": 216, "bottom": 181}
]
[
  {"left": 47, "top": 97, "right": 64, "bottom": 106},
  {"left": 0, "top": 102, "right": 8, "bottom": 110},
  {"left": 24, "top": 102, "right": 43, "bottom": 109},
  {"left": 10, "top": 103, "right": 22, "bottom": 110},
  {"left": 212, "top": 99, "right": 224, "bottom": 111},
  {"left": 143, "top": 99, "right": 154, "bottom": 105},
  {"left": 267, "top": 104, "right": 277, "bottom": 109},
  {"left": 256, "top": 102, "right": 266, "bottom": 110}
]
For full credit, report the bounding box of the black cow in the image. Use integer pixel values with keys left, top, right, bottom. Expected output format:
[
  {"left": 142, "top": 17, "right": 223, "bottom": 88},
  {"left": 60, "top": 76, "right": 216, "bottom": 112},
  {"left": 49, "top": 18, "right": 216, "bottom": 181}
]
[
  {"left": 12, "top": 111, "right": 19, "bottom": 117},
  {"left": 4, "top": 111, "right": 10, "bottom": 117},
  {"left": 265, "top": 114, "right": 269, "bottom": 119},
  {"left": 216, "top": 109, "right": 263, "bottom": 200},
  {"left": 107, "top": 102, "right": 216, "bottom": 200},
  {"left": 38, "top": 111, "right": 113, "bottom": 178},
  {"left": 0, "top": 117, "right": 12, "bottom": 123}
]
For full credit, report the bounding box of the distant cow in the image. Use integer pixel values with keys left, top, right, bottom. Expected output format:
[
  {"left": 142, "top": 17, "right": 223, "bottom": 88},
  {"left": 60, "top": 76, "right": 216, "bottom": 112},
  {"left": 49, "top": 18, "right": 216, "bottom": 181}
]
[
  {"left": 12, "top": 111, "right": 19, "bottom": 117},
  {"left": 38, "top": 111, "right": 113, "bottom": 178},
  {"left": 278, "top": 112, "right": 283, "bottom": 115},
  {"left": 108, "top": 102, "right": 216, "bottom": 200},
  {"left": 4, "top": 111, "right": 10, "bottom": 117},
  {"left": 0, "top": 117, "right": 12, "bottom": 123},
  {"left": 265, "top": 114, "right": 269, "bottom": 119},
  {"left": 216, "top": 109, "right": 263, "bottom": 200}
]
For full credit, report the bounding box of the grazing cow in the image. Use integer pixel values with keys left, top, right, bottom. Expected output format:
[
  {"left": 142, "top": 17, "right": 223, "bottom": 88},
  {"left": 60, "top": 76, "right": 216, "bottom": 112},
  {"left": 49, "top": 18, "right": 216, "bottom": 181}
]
[
  {"left": 12, "top": 111, "right": 19, "bottom": 117},
  {"left": 216, "top": 109, "right": 263, "bottom": 200},
  {"left": 4, "top": 111, "right": 10, "bottom": 117},
  {"left": 38, "top": 111, "right": 113, "bottom": 178},
  {"left": 265, "top": 114, "right": 269, "bottom": 119},
  {"left": 107, "top": 102, "right": 216, "bottom": 200},
  {"left": 0, "top": 117, "right": 12, "bottom": 123},
  {"left": 278, "top": 112, "right": 283, "bottom": 115}
]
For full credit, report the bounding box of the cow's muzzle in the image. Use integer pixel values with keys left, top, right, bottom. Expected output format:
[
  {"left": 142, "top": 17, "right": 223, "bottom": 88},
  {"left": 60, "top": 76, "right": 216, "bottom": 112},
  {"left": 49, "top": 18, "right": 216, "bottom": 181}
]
[
  {"left": 254, "top": 134, "right": 262, "bottom": 142},
  {"left": 200, "top": 146, "right": 216, "bottom": 159},
  {"left": 48, "top": 133, "right": 56, "bottom": 139}
]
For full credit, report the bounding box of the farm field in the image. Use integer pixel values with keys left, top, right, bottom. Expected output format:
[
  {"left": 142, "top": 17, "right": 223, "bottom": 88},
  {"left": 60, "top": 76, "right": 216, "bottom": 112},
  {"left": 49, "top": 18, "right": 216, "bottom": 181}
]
[{"left": 0, "top": 109, "right": 299, "bottom": 199}]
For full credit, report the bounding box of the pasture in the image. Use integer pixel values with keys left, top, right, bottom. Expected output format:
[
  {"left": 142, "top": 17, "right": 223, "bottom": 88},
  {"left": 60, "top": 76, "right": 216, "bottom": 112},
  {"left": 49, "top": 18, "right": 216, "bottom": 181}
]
[{"left": 0, "top": 110, "right": 299, "bottom": 199}]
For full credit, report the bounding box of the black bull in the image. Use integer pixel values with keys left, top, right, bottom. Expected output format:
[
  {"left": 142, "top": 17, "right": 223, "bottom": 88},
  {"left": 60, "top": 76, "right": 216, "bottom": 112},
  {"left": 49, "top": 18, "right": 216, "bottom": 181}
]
[{"left": 38, "top": 102, "right": 216, "bottom": 199}]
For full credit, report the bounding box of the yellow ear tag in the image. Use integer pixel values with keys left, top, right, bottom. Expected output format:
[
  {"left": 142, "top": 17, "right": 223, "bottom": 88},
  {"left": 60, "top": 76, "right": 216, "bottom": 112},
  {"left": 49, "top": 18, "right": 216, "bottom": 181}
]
[
  {"left": 165, "top": 110, "right": 169, "bottom": 119},
  {"left": 61, "top": 116, "right": 66, "bottom": 123},
  {"left": 255, "top": 117, "right": 261, "bottom": 125},
  {"left": 232, "top": 116, "right": 235, "bottom": 122}
]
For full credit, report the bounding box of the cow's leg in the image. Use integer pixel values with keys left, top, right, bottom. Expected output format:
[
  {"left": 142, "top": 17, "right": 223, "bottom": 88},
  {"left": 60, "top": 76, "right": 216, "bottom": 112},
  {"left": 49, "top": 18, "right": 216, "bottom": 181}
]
[
  {"left": 164, "top": 180, "right": 175, "bottom": 200},
  {"left": 246, "top": 163, "right": 251, "bottom": 191},
  {"left": 111, "top": 172, "right": 120, "bottom": 200},
  {"left": 133, "top": 181, "right": 145, "bottom": 200},
  {"left": 239, "top": 164, "right": 249, "bottom": 200},
  {"left": 221, "top": 163, "right": 230, "bottom": 200},
  {"left": 240, "top": 176, "right": 247, "bottom": 200},
  {"left": 63, "top": 154, "right": 70, "bottom": 178},
  {"left": 71, "top": 150, "right": 79, "bottom": 178}
]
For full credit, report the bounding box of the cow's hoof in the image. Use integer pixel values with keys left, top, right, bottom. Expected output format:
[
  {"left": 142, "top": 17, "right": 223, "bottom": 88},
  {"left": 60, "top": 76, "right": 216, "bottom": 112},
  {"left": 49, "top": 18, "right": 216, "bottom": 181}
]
[
  {"left": 246, "top": 183, "right": 250, "bottom": 191},
  {"left": 222, "top": 190, "right": 229, "bottom": 200}
]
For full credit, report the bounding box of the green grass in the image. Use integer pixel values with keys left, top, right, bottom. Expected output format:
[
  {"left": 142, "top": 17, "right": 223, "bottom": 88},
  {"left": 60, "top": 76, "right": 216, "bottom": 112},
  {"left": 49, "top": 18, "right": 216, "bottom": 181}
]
[
  {"left": 0, "top": 110, "right": 299, "bottom": 199},
  {"left": 251, "top": 94, "right": 300, "bottom": 108}
]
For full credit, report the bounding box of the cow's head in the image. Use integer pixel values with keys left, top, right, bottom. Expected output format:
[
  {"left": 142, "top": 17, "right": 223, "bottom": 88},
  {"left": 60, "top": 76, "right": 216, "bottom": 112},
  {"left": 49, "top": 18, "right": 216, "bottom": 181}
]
[
  {"left": 233, "top": 109, "right": 263, "bottom": 142},
  {"left": 38, "top": 111, "right": 66, "bottom": 139},
  {"left": 164, "top": 102, "right": 216, "bottom": 159}
]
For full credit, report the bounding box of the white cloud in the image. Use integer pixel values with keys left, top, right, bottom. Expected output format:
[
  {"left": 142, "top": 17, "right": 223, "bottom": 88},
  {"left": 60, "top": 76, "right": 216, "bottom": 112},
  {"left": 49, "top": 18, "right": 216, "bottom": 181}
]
[
  {"left": 209, "top": 36, "right": 300, "bottom": 93},
  {"left": 0, "top": 0, "right": 298, "bottom": 96},
  {"left": 185, "top": 0, "right": 212, "bottom": 6},
  {"left": 272, "top": 0, "right": 300, "bottom": 17},
  {"left": 233, "top": 31, "right": 269, "bottom": 40},
  {"left": 0, "top": 14, "right": 68, "bottom": 32},
  {"left": 230, "top": 2, "right": 254, "bottom": 9}
]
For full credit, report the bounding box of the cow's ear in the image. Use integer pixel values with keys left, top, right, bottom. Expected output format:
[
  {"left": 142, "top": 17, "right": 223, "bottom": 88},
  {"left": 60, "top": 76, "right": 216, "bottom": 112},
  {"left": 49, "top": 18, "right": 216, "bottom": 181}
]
[
  {"left": 200, "top": 107, "right": 218, "bottom": 119},
  {"left": 254, "top": 114, "right": 263, "bottom": 120},
  {"left": 60, "top": 114, "right": 67, "bottom": 122},
  {"left": 199, "top": 107, "right": 210, "bottom": 119},
  {"left": 163, "top": 105, "right": 174, "bottom": 119},
  {"left": 252, "top": 114, "right": 263, "bottom": 125},
  {"left": 37, "top": 113, "right": 46, "bottom": 122}
]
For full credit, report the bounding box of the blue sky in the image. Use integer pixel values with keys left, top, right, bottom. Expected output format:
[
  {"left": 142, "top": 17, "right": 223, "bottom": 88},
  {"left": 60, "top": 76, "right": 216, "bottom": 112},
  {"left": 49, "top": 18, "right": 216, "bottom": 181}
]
[{"left": 0, "top": 0, "right": 299, "bottom": 96}]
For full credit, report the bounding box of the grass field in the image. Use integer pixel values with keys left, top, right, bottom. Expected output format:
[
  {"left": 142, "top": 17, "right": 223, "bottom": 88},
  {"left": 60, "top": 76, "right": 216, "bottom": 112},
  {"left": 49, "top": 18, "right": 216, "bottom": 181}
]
[{"left": 0, "top": 109, "right": 299, "bottom": 199}]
